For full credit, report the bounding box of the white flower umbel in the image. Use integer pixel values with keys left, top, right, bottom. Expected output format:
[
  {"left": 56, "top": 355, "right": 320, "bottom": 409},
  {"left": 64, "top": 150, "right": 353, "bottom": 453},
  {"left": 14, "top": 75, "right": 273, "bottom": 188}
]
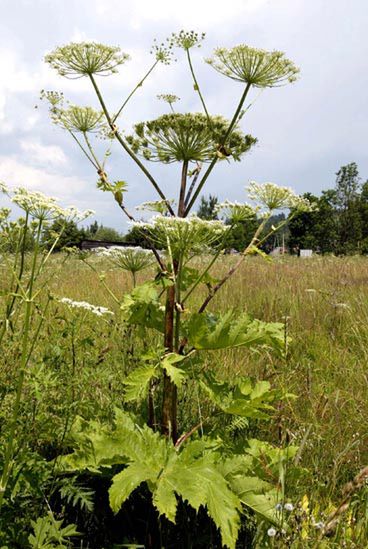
[
  {"left": 267, "top": 527, "right": 277, "bottom": 537},
  {"left": 215, "top": 200, "right": 257, "bottom": 223},
  {"left": 135, "top": 200, "right": 175, "bottom": 215},
  {"left": 132, "top": 215, "right": 227, "bottom": 257},
  {"left": 247, "top": 181, "right": 313, "bottom": 212},
  {"left": 206, "top": 45, "right": 299, "bottom": 88},
  {"left": 59, "top": 297, "right": 114, "bottom": 317},
  {"left": 45, "top": 42, "right": 130, "bottom": 78},
  {"left": 9, "top": 187, "right": 94, "bottom": 222},
  {"left": 102, "top": 247, "right": 153, "bottom": 274}
]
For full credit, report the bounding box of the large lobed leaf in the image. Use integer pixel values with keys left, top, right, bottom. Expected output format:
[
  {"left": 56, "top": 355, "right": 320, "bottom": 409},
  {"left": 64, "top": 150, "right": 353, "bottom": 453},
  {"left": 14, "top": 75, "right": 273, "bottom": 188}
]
[
  {"left": 200, "top": 372, "right": 278, "bottom": 419},
  {"left": 185, "top": 310, "right": 286, "bottom": 352}
]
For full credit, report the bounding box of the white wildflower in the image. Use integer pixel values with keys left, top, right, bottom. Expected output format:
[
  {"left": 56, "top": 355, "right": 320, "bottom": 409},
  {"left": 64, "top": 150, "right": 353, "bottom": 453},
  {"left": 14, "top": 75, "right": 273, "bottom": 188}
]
[
  {"left": 275, "top": 503, "right": 283, "bottom": 511},
  {"left": 59, "top": 297, "right": 114, "bottom": 317},
  {"left": 135, "top": 200, "right": 175, "bottom": 215},
  {"left": 284, "top": 503, "right": 294, "bottom": 512},
  {"left": 314, "top": 521, "right": 325, "bottom": 530},
  {"left": 247, "top": 181, "right": 313, "bottom": 212},
  {"left": 132, "top": 215, "right": 228, "bottom": 257},
  {"left": 267, "top": 527, "right": 277, "bottom": 537},
  {"left": 215, "top": 200, "right": 257, "bottom": 223}
]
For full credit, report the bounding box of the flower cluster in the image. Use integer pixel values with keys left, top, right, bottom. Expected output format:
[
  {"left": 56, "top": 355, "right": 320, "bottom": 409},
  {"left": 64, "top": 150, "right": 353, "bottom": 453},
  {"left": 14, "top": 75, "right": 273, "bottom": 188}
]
[
  {"left": 126, "top": 113, "right": 257, "bottom": 164},
  {"left": 157, "top": 94, "right": 180, "bottom": 106},
  {"left": 45, "top": 42, "right": 130, "bottom": 78},
  {"left": 101, "top": 247, "right": 154, "bottom": 274},
  {"left": 150, "top": 39, "right": 174, "bottom": 65},
  {"left": 247, "top": 181, "right": 313, "bottom": 212},
  {"left": 3, "top": 185, "right": 93, "bottom": 222},
  {"left": 206, "top": 45, "right": 299, "bottom": 88},
  {"left": 135, "top": 199, "right": 175, "bottom": 215},
  {"left": 55, "top": 105, "right": 106, "bottom": 133},
  {"left": 59, "top": 297, "right": 114, "bottom": 317},
  {"left": 132, "top": 215, "right": 228, "bottom": 258},
  {"left": 169, "top": 30, "right": 206, "bottom": 50},
  {"left": 215, "top": 200, "right": 257, "bottom": 223}
]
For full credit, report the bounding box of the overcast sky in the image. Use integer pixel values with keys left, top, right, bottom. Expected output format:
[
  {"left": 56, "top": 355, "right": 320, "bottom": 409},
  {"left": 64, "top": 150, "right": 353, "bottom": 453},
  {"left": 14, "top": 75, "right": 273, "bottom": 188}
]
[{"left": 0, "top": 0, "right": 367, "bottom": 230}]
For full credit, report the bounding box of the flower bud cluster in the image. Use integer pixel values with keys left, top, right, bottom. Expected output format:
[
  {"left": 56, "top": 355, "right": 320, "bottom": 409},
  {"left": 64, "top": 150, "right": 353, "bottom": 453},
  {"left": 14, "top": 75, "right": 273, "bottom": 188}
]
[
  {"left": 132, "top": 215, "right": 227, "bottom": 257},
  {"left": 169, "top": 30, "right": 206, "bottom": 50},
  {"left": 206, "top": 45, "right": 299, "bottom": 87},
  {"left": 126, "top": 113, "right": 256, "bottom": 164},
  {"left": 45, "top": 42, "right": 130, "bottom": 78},
  {"left": 247, "top": 181, "right": 313, "bottom": 212},
  {"left": 215, "top": 200, "right": 257, "bottom": 223}
]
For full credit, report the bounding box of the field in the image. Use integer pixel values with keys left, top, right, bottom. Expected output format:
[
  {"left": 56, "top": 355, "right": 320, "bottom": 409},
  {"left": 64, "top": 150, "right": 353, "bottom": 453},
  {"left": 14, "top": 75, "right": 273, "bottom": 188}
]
[{"left": 1, "top": 252, "right": 368, "bottom": 547}]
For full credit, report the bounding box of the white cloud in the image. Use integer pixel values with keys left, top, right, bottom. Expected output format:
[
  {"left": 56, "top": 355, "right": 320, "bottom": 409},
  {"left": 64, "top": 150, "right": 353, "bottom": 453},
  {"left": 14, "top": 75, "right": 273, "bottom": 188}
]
[
  {"left": 20, "top": 139, "right": 67, "bottom": 168},
  {"left": 95, "top": 0, "right": 270, "bottom": 27},
  {"left": 0, "top": 155, "right": 88, "bottom": 203}
]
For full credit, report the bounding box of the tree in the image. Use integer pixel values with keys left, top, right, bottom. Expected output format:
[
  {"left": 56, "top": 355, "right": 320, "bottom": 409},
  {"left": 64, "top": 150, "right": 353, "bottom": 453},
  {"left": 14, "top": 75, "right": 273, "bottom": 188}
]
[
  {"left": 42, "top": 219, "right": 86, "bottom": 251},
  {"left": 90, "top": 225, "right": 124, "bottom": 242},
  {"left": 197, "top": 194, "right": 219, "bottom": 220},
  {"left": 335, "top": 162, "right": 362, "bottom": 253}
]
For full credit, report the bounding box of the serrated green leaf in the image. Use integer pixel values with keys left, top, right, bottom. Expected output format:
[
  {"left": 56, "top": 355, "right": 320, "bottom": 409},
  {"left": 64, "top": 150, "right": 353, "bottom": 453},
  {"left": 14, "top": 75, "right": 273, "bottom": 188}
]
[
  {"left": 160, "top": 353, "right": 187, "bottom": 388},
  {"left": 200, "top": 372, "right": 276, "bottom": 419},
  {"left": 185, "top": 310, "right": 285, "bottom": 351},
  {"left": 109, "top": 463, "right": 152, "bottom": 513},
  {"left": 123, "top": 363, "right": 158, "bottom": 402},
  {"left": 120, "top": 282, "right": 165, "bottom": 332}
]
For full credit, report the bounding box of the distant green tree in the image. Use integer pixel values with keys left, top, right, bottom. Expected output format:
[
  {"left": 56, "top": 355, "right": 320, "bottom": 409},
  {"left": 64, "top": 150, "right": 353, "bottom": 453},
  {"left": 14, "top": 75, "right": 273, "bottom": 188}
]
[
  {"left": 225, "top": 212, "right": 258, "bottom": 251},
  {"left": 91, "top": 225, "right": 124, "bottom": 242},
  {"left": 358, "top": 180, "right": 368, "bottom": 252},
  {"left": 288, "top": 191, "right": 338, "bottom": 254},
  {"left": 42, "top": 219, "right": 86, "bottom": 251},
  {"left": 334, "top": 162, "right": 362, "bottom": 254},
  {"left": 123, "top": 225, "right": 151, "bottom": 248},
  {"left": 87, "top": 220, "right": 99, "bottom": 236},
  {"left": 197, "top": 195, "right": 219, "bottom": 220}
]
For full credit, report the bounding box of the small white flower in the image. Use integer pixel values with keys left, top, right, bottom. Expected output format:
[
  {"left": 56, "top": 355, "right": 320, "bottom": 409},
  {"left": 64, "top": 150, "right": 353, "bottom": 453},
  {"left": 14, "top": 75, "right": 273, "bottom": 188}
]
[
  {"left": 58, "top": 297, "right": 114, "bottom": 317},
  {"left": 267, "top": 527, "right": 277, "bottom": 537},
  {"left": 284, "top": 503, "right": 294, "bottom": 512},
  {"left": 275, "top": 503, "right": 283, "bottom": 511},
  {"left": 314, "top": 521, "right": 325, "bottom": 530}
]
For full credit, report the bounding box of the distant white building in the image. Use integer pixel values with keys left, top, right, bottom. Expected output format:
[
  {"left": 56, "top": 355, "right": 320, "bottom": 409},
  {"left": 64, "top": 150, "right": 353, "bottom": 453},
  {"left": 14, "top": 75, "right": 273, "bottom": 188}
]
[{"left": 300, "top": 249, "right": 313, "bottom": 258}]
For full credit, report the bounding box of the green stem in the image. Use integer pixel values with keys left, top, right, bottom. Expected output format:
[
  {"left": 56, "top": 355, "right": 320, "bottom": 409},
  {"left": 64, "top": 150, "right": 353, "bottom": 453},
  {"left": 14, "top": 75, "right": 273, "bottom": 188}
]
[
  {"left": 0, "top": 220, "right": 42, "bottom": 507},
  {"left": 69, "top": 130, "right": 99, "bottom": 169},
  {"left": 83, "top": 132, "right": 102, "bottom": 169},
  {"left": 186, "top": 50, "right": 212, "bottom": 127},
  {"left": 112, "top": 60, "right": 159, "bottom": 123},
  {"left": 184, "top": 82, "right": 252, "bottom": 216},
  {"left": 88, "top": 75, "right": 175, "bottom": 216}
]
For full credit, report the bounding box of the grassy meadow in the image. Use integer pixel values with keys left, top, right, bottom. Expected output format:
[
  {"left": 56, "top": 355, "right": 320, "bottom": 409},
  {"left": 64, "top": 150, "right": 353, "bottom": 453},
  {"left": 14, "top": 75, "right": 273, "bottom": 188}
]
[{"left": 1, "top": 252, "right": 368, "bottom": 547}]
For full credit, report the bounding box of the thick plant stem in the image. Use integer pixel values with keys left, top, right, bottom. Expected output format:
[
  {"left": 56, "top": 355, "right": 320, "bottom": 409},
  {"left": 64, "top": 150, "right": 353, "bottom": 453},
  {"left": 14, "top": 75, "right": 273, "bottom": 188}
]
[
  {"left": 184, "top": 82, "right": 252, "bottom": 215},
  {"left": 178, "top": 161, "right": 188, "bottom": 216},
  {"left": 161, "top": 284, "right": 177, "bottom": 441},
  {"left": 88, "top": 74, "right": 174, "bottom": 216}
]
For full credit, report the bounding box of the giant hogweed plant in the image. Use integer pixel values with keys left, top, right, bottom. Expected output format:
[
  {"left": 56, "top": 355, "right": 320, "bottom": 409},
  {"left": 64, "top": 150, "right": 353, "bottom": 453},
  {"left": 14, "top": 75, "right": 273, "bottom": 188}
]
[{"left": 43, "top": 33, "right": 311, "bottom": 547}]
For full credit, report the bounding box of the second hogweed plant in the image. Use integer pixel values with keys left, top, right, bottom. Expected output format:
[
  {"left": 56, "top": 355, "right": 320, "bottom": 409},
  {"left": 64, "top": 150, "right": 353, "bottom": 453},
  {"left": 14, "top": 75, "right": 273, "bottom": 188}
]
[{"left": 43, "top": 31, "right": 311, "bottom": 547}]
